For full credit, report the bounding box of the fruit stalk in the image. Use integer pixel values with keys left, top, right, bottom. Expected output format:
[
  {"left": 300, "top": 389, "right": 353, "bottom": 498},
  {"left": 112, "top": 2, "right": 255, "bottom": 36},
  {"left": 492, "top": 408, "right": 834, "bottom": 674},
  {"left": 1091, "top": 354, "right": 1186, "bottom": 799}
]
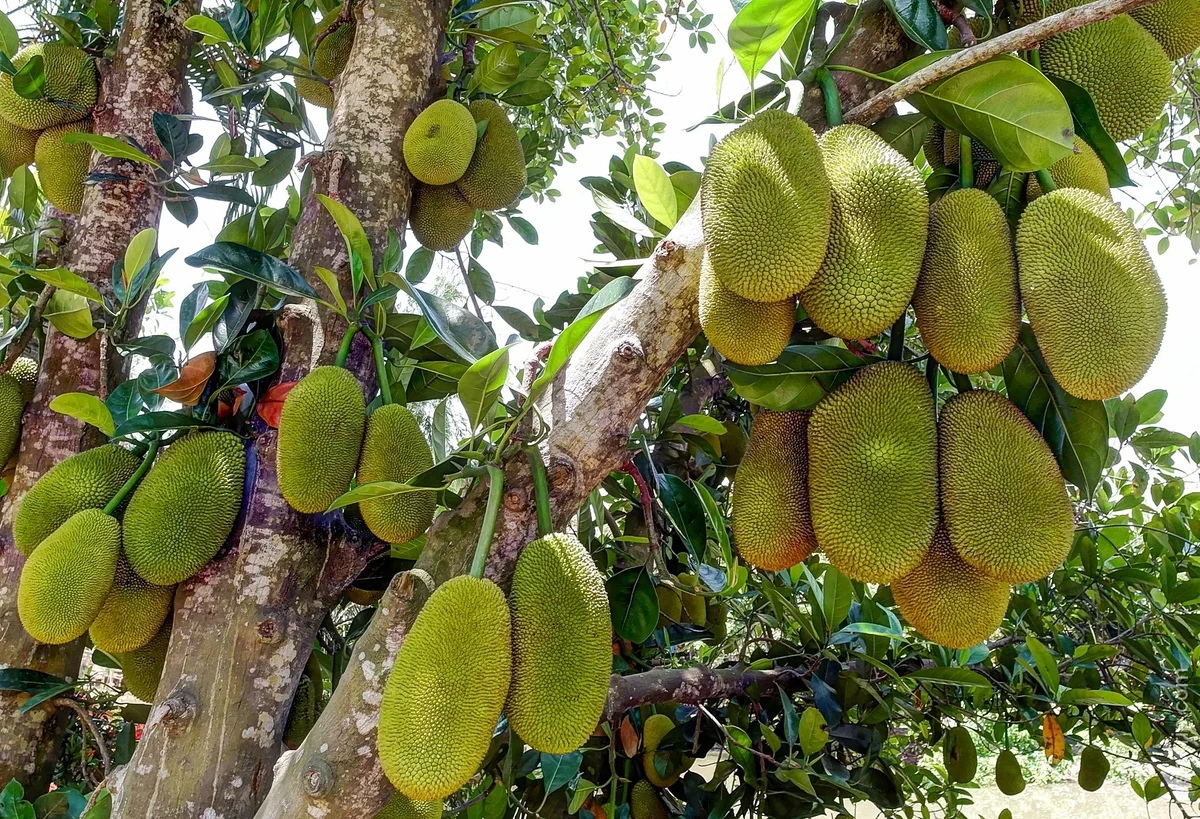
[
  {"left": 334, "top": 322, "right": 359, "bottom": 368},
  {"left": 526, "top": 445, "right": 553, "bottom": 537},
  {"left": 469, "top": 465, "right": 505, "bottom": 579},
  {"left": 815, "top": 68, "right": 843, "bottom": 127},
  {"left": 102, "top": 436, "right": 160, "bottom": 515}
]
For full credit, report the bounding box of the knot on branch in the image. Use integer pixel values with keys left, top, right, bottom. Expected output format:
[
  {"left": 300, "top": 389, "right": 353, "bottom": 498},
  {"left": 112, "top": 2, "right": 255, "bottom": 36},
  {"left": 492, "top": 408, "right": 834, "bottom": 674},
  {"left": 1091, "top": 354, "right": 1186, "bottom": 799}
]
[
  {"left": 256, "top": 615, "right": 282, "bottom": 644},
  {"left": 547, "top": 455, "right": 577, "bottom": 500},
  {"left": 157, "top": 691, "right": 195, "bottom": 730},
  {"left": 302, "top": 757, "right": 335, "bottom": 795},
  {"left": 612, "top": 337, "right": 644, "bottom": 368}
]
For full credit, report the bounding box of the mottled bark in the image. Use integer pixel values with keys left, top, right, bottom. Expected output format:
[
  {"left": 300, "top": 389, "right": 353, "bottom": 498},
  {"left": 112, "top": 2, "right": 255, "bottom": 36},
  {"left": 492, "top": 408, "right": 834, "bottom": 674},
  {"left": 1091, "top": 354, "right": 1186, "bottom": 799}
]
[{"left": 602, "top": 665, "right": 805, "bottom": 721}]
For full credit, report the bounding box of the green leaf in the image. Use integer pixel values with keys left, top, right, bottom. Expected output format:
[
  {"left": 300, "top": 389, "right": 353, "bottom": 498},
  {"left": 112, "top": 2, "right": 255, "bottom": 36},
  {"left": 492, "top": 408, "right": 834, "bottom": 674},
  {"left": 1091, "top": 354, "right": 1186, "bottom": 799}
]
[
  {"left": 668, "top": 414, "right": 726, "bottom": 435},
  {"left": 1058, "top": 689, "right": 1132, "bottom": 708},
  {"left": 871, "top": 112, "right": 933, "bottom": 161},
  {"left": 0, "top": 668, "right": 71, "bottom": 693},
  {"left": 406, "top": 247, "right": 434, "bottom": 284},
  {"left": 23, "top": 266, "right": 102, "bottom": 302},
  {"left": 820, "top": 566, "right": 853, "bottom": 631},
  {"left": 656, "top": 474, "right": 707, "bottom": 559},
  {"left": 49, "top": 392, "right": 115, "bottom": 436},
  {"left": 798, "top": 707, "right": 828, "bottom": 756},
  {"left": 317, "top": 194, "right": 374, "bottom": 291},
  {"left": 81, "top": 788, "right": 111, "bottom": 819},
  {"left": 0, "top": 12, "right": 19, "bottom": 57},
  {"left": 313, "top": 266, "right": 346, "bottom": 316},
  {"left": 501, "top": 79, "right": 553, "bottom": 106},
  {"left": 218, "top": 329, "right": 279, "bottom": 388},
  {"left": 881, "top": 0, "right": 948, "bottom": 51},
  {"left": 184, "top": 14, "right": 230, "bottom": 42},
  {"left": 63, "top": 132, "right": 159, "bottom": 166},
  {"left": 471, "top": 42, "right": 519, "bottom": 94},
  {"left": 13, "top": 55, "right": 44, "bottom": 100},
  {"left": 18, "top": 681, "right": 78, "bottom": 713},
  {"left": 986, "top": 169, "right": 1026, "bottom": 228},
  {"left": 540, "top": 751, "right": 582, "bottom": 793},
  {"left": 727, "top": 0, "right": 817, "bottom": 83},
  {"left": 508, "top": 215, "right": 537, "bottom": 244},
  {"left": 1048, "top": 76, "right": 1133, "bottom": 187},
  {"left": 725, "top": 345, "right": 876, "bottom": 411},
  {"left": 458, "top": 343, "right": 513, "bottom": 429},
  {"left": 43, "top": 291, "right": 95, "bottom": 339},
  {"left": 185, "top": 242, "right": 319, "bottom": 300},
  {"left": 632, "top": 155, "right": 678, "bottom": 228},
  {"left": 327, "top": 480, "right": 439, "bottom": 511},
  {"left": 111, "top": 411, "right": 215, "bottom": 439},
  {"left": 183, "top": 294, "right": 229, "bottom": 350},
  {"left": 905, "top": 667, "right": 993, "bottom": 691},
  {"left": 527, "top": 310, "right": 604, "bottom": 401},
  {"left": 123, "top": 228, "right": 157, "bottom": 290},
  {"left": 390, "top": 277, "right": 497, "bottom": 363},
  {"left": 607, "top": 567, "right": 658, "bottom": 643},
  {"left": 1025, "top": 636, "right": 1060, "bottom": 695},
  {"left": 252, "top": 148, "right": 296, "bottom": 187}
]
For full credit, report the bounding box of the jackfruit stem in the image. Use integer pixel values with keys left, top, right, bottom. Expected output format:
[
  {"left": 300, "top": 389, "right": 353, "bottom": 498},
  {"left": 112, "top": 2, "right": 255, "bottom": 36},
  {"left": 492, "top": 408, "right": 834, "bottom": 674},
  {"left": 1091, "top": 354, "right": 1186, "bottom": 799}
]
[
  {"left": 815, "top": 68, "right": 843, "bottom": 127},
  {"left": 370, "top": 329, "right": 393, "bottom": 405},
  {"left": 887, "top": 314, "right": 907, "bottom": 361},
  {"left": 469, "top": 465, "right": 505, "bottom": 579},
  {"left": 959, "top": 135, "right": 974, "bottom": 188},
  {"left": 942, "top": 366, "right": 973, "bottom": 393},
  {"left": 334, "top": 323, "right": 359, "bottom": 368},
  {"left": 526, "top": 445, "right": 553, "bottom": 537},
  {"left": 1034, "top": 169, "right": 1057, "bottom": 193},
  {"left": 103, "top": 437, "right": 160, "bottom": 515}
]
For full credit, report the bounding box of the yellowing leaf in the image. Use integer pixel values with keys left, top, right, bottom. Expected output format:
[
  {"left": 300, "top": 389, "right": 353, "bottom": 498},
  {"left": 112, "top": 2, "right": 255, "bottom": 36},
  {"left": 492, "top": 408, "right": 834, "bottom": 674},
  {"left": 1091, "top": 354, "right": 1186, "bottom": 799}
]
[
  {"left": 1042, "top": 713, "right": 1065, "bottom": 765},
  {"left": 151, "top": 351, "right": 216, "bottom": 406}
]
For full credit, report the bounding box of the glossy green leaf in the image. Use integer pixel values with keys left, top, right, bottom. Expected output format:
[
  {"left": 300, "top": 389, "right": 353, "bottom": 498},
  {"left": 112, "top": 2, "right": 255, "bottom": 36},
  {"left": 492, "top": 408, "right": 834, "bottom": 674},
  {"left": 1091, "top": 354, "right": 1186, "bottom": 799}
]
[
  {"left": 458, "top": 343, "right": 513, "bottom": 429},
  {"left": 390, "top": 277, "right": 497, "bottom": 363},
  {"left": 820, "top": 566, "right": 853, "bottom": 631},
  {"left": 185, "top": 242, "right": 319, "bottom": 300},
  {"left": 607, "top": 567, "right": 658, "bottom": 643},
  {"left": 725, "top": 345, "right": 876, "bottom": 411},
  {"left": 727, "top": 0, "right": 817, "bottom": 83},
  {"left": 472, "top": 42, "right": 519, "bottom": 94},
  {"left": 49, "top": 392, "right": 115, "bottom": 436},
  {"left": 632, "top": 154, "right": 678, "bottom": 228},
  {"left": 317, "top": 194, "right": 374, "bottom": 290},
  {"left": 43, "top": 291, "right": 95, "bottom": 339},
  {"left": 1025, "top": 636, "right": 1061, "bottom": 695},
  {"left": 111, "top": 411, "right": 216, "bottom": 439},
  {"left": 881, "top": 0, "right": 948, "bottom": 51},
  {"left": 123, "top": 228, "right": 157, "bottom": 291},
  {"left": 24, "top": 266, "right": 102, "bottom": 302},
  {"left": 327, "top": 480, "right": 439, "bottom": 510},
  {"left": 871, "top": 112, "right": 932, "bottom": 161},
  {"left": 657, "top": 474, "right": 707, "bottom": 558},
  {"left": 0, "top": 11, "right": 19, "bottom": 56},
  {"left": 184, "top": 14, "right": 231, "bottom": 42},
  {"left": 669, "top": 414, "right": 726, "bottom": 435},
  {"left": 541, "top": 751, "right": 582, "bottom": 793},
  {"left": 904, "top": 667, "right": 993, "bottom": 691},
  {"left": 1048, "top": 76, "right": 1133, "bottom": 187},
  {"left": 798, "top": 707, "right": 828, "bottom": 756},
  {"left": 1058, "top": 689, "right": 1132, "bottom": 707},
  {"left": 63, "top": 132, "right": 159, "bottom": 166}
]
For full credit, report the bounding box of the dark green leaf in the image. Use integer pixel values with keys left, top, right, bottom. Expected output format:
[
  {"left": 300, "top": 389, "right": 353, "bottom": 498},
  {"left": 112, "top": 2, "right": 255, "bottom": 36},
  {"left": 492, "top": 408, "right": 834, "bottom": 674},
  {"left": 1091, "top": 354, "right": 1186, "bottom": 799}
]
[
  {"left": 458, "top": 343, "right": 512, "bottom": 429},
  {"left": 13, "top": 54, "right": 44, "bottom": 100},
  {"left": 218, "top": 329, "right": 279, "bottom": 387},
  {"left": 0, "top": 668, "right": 71, "bottom": 694},
  {"left": 656, "top": 474, "right": 707, "bottom": 559},
  {"left": 152, "top": 112, "right": 189, "bottom": 163},
  {"left": 607, "top": 567, "right": 658, "bottom": 643},
  {"left": 18, "top": 682, "right": 78, "bottom": 713},
  {"left": 212, "top": 279, "right": 257, "bottom": 352},
  {"left": 111, "top": 411, "right": 215, "bottom": 439},
  {"left": 541, "top": 751, "right": 583, "bottom": 793},
  {"left": 391, "top": 279, "right": 497, "bottom": 363},
  {"left": 406, "top": 247, "right": 434, "bottom": 284},
  {"left": 508, "top": 215, "right": 538, "bottom": 244},
  {"left": 185, "top": 242, "right": 319, "bottom": 300},
  {"left": 905, "top": 667, "right": 993, "bottom": 691},
  {"left": 985, "top": 169, "right": 1027, "bottom": 228},
  {"left": 881, "top": 0, "right": 948, "bottom": 51},
  {"left": 189, "top": 183, "right": 256, "bottom": 207},
  {"left": 871, "top": 112, "right": 932, "bottom": 161},
  {"left": 725, "top": 345, "right": 875, "bottom": 411}
]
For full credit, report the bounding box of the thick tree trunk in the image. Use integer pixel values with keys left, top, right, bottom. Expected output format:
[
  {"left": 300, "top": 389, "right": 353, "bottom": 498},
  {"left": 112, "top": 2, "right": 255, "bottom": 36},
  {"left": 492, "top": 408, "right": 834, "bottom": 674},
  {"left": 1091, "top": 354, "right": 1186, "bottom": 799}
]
[{"left": 0, "top": 0, "right": 194, "bottom": 792}]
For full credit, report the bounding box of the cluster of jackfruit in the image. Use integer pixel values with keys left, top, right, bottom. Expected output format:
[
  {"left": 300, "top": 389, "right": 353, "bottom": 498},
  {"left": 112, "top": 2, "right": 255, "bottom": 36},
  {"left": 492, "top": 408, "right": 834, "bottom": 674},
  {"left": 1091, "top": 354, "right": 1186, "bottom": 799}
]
[
  {"left": 401, "top": 98, "right": 527, "bottom": 250},
  {"left": 0, "top": 42, "right": 98, "bottom": 213},
  {"left": 295, "top": 12, "right": 356, "bottom": 109}
]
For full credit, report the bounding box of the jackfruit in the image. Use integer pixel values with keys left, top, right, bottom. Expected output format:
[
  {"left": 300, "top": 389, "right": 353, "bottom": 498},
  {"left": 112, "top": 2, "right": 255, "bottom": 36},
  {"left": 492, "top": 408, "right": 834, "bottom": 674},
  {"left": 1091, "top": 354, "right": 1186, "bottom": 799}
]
[
  {"left": 1078, "top": 745, "right": 1111, "bottom": 792},
  {"left": 456, "top": 99, "right": 526, "bottom": 211},
  {"left": 402, "top": 99, "right": 478, "bottom": 186},
  {"left": 700, "top": 109, "right": 832, "bottom": 302},
  {"left": 912, "top": 188, "right": 1020, "bottom": 374},
  {"left": 1026, "top": 136, "right": 1110, "bottom": 200},
  {"left": 0, "top": 43, "right": 97, "bottom": 131},
  {"left": 284, "top": 654, "right": 325, "bottom": 749},
  {"left": 18, "top": 509, "right": 120, "bottom": 644},
  {"left": 943, "top": 726, "right": 979, "bottom": 783},
  {"left": 1016, "top": 187, "right": 1166, "bottom": 399},
  {"left": 642, "top": 713, "right": 693, "bottom": 787},
  {"left": 995, "top": 750, "right": 1026, "bottom": 795},
  {"left": 89, "top": 556, "right": 174, "bottom": 653},
  {"left": 9, "top": 357, "right": 37, "bottom": 401},
  {"left": 891, "top": 527, "right": 1011, "bottom": 648},
  {"left": 378, "top": 575, "right": 511, "bottom": 800},
  {"left": 800, "top": 125, "right": 928, "bottom": 340},
  {"left": 1132, "top": 0, "right": 1200, "bottom": 59},
  {"left": 705, "top": 599, "right": 727, "bottom": 644},
  {"left": 698, "top": 252, "right": 794, "bottom": 366},
  {"left": 409, "top": 183, "right": 476, "bottom": 251},
  {"left": 731, "top": 410, "right": 818, "bottom": 571},
  {"left": 376, "top": 793, "right": 444, "bottom": 819},
  {"left": 115, "top": 620, "right": 171, "bottom": 702},
  {"left": 14, "top": 444, "right": 141, "bottom": 555},
  {"left": 296, "top": 17, "right": 356, "bottom": 109},
  {"left": 123, "top": 431, "right": 246, "bottom": 585},
  {"left": 630, "top": 781, "right": 669, "bottom": 819},
  {"left": 655, "top": 585, "right": 682, "bottom": 628},
  {"left": 0, "top": 118, "right": 36, "bottom": 177},
  {"left": 938, "top": 390, "right": 1075, "bottom": 582},
  {"left": 357, "top": 404, "right": 436, "bottom": 544},
  {"left": 277, "top": 365, "right": 366, "bottom": 514},
  {"left": 508, "top": 533, "right": 611, "bottom": 754},
  {"left": 0, "top": 371, "right": 26, "bottom": 464},
  {"left": 675, "top": 575, "right": 706, "bottom": 626},
  {"left": 922, "top": 125, "right": 999, "bottom": 188},
  {"left": 35, "top": 119, "right": 92, "bottom": 214},
  {"left": 807, "top": 362, "right": 938, "bottom": 583}
]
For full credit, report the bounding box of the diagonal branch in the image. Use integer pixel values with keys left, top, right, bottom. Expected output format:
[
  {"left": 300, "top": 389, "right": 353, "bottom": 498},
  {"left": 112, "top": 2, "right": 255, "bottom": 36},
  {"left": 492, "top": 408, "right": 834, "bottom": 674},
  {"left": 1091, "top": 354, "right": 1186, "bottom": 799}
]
[{"left": 603, "top": 664, "right": 808, "bottom": 721}]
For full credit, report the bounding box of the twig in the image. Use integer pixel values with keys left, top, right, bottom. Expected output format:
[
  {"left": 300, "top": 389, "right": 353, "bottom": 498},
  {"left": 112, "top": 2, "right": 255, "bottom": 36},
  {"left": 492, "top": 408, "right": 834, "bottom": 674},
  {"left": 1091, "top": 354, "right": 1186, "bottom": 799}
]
[
  {"left": 313, "top": 0, "right": 356, "bottom": 50},
  {"left": 0, "top": 285, "right": 53, "bottom": 374},
  {"left": 454, "top": 248, "right": 486, "bottom": 322},
  {"left": 951, "top": 14, "right": 977, "bottom": 47},
  {"left": 53, "top": 696, "right": 111, "bottom": 780},
  {"left": 620, "top": 460, "right": 658, "bottom": 557}
]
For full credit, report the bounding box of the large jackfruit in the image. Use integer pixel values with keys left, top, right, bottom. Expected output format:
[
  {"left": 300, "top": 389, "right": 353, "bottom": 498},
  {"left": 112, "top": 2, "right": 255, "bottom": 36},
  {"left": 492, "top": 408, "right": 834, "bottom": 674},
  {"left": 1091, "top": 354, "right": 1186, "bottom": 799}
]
[
  {"left": 642, "top": 713, "right": 694, "bottom": 787},
  {"left": 800, "top": 125, "right": 928, "bottom": 339},
  {"left": 456, "top": 99, "right": 526, "bottom": 211},
  {"left": 35, "top": 119, "right": 92, "bottom": 214},
  {"left": 891, "top": 527, "right": 1011, "bottom": 648},
  {"left": 630, "top": 781, "right": 670, "bottom": 819},
  {"left": 284, "top": 654, "right": 325, "bottom": 749},
  {"left": 807, "top": 362, "right": 938, "bottom": 583},
  {"left": 938, "top": 390, "right": 1075, "bottom": 582},
  {"left": 124, "top": 431, "right": 246, "bottom": 585},
  {"left": 0, "top": 43, "right": 97, "bottom": 130},
  {"left": 409, "top": 183, "right": 476, "bottom": 251},
  {"left": 698, "top": 252, "right": 794, "bottom": 366},
  {"left": 376, "top": 793, "right": 444, "bottom": 819},
  {"left": 731, "top": 409, "right": 818, "bottom": 571},
  {"left": 115, "top": 620, "right": 171, "bottom": 702},
  {"left": 1026, "top": 136, "right": 1110, "bottom": 201},
  {"left": 1016, "top": 188, "right": 1166, "bottom": 399},
  {"left": 508, "top": 533, "right": 611, "bottom": 754},
  {"left": 378, "top": 575, "right": 511, "bottom": 800},
  {"left": 402, "top": 99, "right": 478, "bottom": 186},
  {"left": 89, "top": 556, "right": 174, "bottom": 653},
  {"left": 995, "top": 750, "right": 1026, "bottom": 795},
  {"left": 1132, "top": 0, "right": 1200, "bottom": 59},
  {"left": 943, "top": 725, "right": 979, "bottom": 783},
  {"left": 277, "top": 365, "right": 366, "bottom": 514},
  {"left": 912, "top": 188, "right": 1020, "bottom": 374},
  {"left": 18, "top": 509, "right": 120, "bottom": 644},
  {"left": 296, "top": 16, "right": 356, "bottom": 109},
  {"left": 14, "top": 444, "right": 141, "bottom": 555},
  {"left": 1078, "top": 745, "right": 1111, "bottom": 792},
  {"left": 0, "top": 118, "right": 37, "bottom": 178},
  {"left": 700, "top": 110, "right": 832, "bottom": 302},
  {"left": 357, "top": 404, "right": 436, "bottom": 544}
]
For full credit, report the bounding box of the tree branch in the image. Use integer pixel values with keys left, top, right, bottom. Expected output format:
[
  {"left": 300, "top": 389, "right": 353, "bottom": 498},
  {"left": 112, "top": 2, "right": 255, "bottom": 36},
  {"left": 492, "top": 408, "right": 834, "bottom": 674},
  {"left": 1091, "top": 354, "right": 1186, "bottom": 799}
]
[
  {"left": 0, "top": 286, "right": 53, "bottom": 374},
  {"left": 603, "top": 665, "right": 806, "bottom": 721}
]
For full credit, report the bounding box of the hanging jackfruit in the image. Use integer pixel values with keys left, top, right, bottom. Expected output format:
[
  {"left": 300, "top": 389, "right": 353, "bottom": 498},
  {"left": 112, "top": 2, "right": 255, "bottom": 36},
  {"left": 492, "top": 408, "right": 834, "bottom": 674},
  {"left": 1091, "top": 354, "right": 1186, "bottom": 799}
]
[
  {"left": 356, "top": 404, "right": 436, "bottom": 544},
  {"left": 0, "top": 371, "right": 27, "bottom": 465},
  {"left": 89, "top": 556, "right": 175, "bottom": 653},
  {"left": 630, "top": 781, "right": 670, "bottom": 819},
  {"left": 114, "top": 619, "right": 171, "bottom": 702},
  {"left": 1131, "top": 0, "right": 1200, "bottom": 60},
  {"left": 943, "top": 726, "right": 979, "bottom": 783},
  {"left": 402, "top": 99, "right": 478, "bottom": 186},
  {"left": 284, "top": 653, "right": 325, "bottom": 749},
  {"left": 1026, "top": 136, "right": 1110, "bottom": 200},
  {"left": 1078, "top": 745, "right": 1111, "bottom": 792},
  {"left": 0, "top": 118, "right": 37, "bottom": 177},
  {"left": 456, "top": 99, "right": 526, "bottom": 211},
  {"left": 642, "top": 713, "right": 693, "bottom": 787},
  {"left": 277, "top": 365, "right": 366, "bottom": 514},
  {"left": 376, "top": 793, "right": 444, "bottom": 819},
  {"left": 698, "top": 252, "right": 794, "bottom": 366},
  {"left": 35, "top": 118, "right": 92, "bottom": 214},
  {"left": 409, "top": 183, "right": 476, "bottom": 251},
  {"left": 996, "top": 750, "right": 1026, "bottom": 795},
  {"left": 295, "top": 15, "right": 356, "bottom": 109},
  {"left": 0, "top": 43, "right": 97, "bottom": 130},
  {"left": 922, "top": 124, "right": 999, "bottom": 188}
]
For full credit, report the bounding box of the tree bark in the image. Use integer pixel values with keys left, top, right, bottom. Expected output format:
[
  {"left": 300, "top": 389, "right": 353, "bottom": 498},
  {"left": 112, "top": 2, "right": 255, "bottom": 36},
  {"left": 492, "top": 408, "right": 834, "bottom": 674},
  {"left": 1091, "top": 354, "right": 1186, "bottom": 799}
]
[
  {"left": 602, "top": 665, "right": 806, "bottom": 721},
  {"left": 0, "top": 0, "right": 194, "bottom": 792}
]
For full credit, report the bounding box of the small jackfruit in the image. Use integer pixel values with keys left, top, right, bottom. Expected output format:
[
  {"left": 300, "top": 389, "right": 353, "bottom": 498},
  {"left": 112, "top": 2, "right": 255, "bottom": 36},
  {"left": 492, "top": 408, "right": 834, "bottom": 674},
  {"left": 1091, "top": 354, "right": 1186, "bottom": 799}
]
[
  {"left": 277, "top": 365, "right": 366, "bottom": 514},
  {"left": 705, "top": 599, "right": 727, "bottom": 644},
  {"left": 376, "top": 793, "right": 444, "bottom": 819},
  {"left": 378, "top": 575, "right": 511, "bottom": 800},
  {"left": 123, "top": 431, "right": 246, "bottom": 585},
  {"left": 508, "top": 533, "right": 611, "bottom": 754},
  {"left": 642, "top": 713, "right": 692, "bottom": 787},
  {"left": 995, "top": 750, "right": 1026, "bottom": 795},
  {"left": 700, "top": 110, "right": 832, "bottom": 302},
  {"left": 9, "top": 357, "right": 37, "bottom": 402},
  {"left": 943, "top": 726, "right": 979, "bottom": 783},
  {"left": 1016, "top": 187, "right": 1166, "bottom": 400},
  {"left": 731, "top": 410, "right": 818, "bottom": 571},
  {"left": 0, "top": 118, "right": 37, "bottom": 177},
  {"left": 296, "top": 18, "right": 356, "bottom": 109},
  {"left": 89, "top": 556, "right": 174, "bottom": 653},
  {"left": 655, "top": 585, "right": 682, "bottom": 628},
  {"left": 808, "top": 362, "right": 938, "bottom": 583},
  {"left": 456, "top": 99, "right": 526, "bottom": 211},
  {"left": 409, "top": 183, "right": 476, "bottom": 251},
  {"left": 115, "top": 620, "right": 171, "bottom": 702},
  {"left": 698, "top": 252, "right": 794, "bottom": 366},
  {"left": 675, "top": 576, "right": 706, "bottom": 626},
  {"left": 0, "top": 43, "right": 97, "bottom": 130},
  {"left": 630, "top": 781, "right": 670, "bottom": 819},
  {"left": 402, "top": 99, "right": 477, "bottom": 186},
  {"left": 18, "top": 509, "right": 120, "bottom": 644},
  {"left": 357, "top": 404, "right": 436, "bottom": 544},
  {"left": 1132, "top": 0, "right": 1200, "bottom": 59},
  {"left": 1078, "top": 745, "right": 1111, "bottom": 792},
  {"left": 284, "top": 653, "right": 325, "bottom": 749},
  {"left": 800, "top": 125, "right": 928, "bottom": 340},
  {"left": 912, "top": 188, "right": 1020, "bottom": 374},
  {"left": 35, "top": 119, "right": 92, "bottom": 214},
  {"left": 0, "top": 371, "right": 27, "bottom": 464},
  {"left": 14, "top": 444, "right": 141, "bottom": 555},
  {"left": 1026, "top": 136, "right": 1110, "bottom": 201}
]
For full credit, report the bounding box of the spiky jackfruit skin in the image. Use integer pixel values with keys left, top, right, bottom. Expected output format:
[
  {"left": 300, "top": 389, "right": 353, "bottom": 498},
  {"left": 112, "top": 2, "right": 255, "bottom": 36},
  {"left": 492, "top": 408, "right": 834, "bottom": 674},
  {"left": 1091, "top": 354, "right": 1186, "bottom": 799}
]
[
  {"left": 115, "top": 620, "right": 171, "bottom": 702},
  {"left": 410, "top": 183, "right": 476, "bottom": 251},
  {"left": 508, "top": 534, "right": 611, "bottom": 754},
  {"left": 124, "top": 431, "right": 246, "bottom": 585},
  {"left": 457, "top": 99, "right": 526, "bottom": 211},
  {"left": 18, "top": 509, "right": 120, "bottom": 644},
  {"left": 277, "top": 365, "right": 366, "bottom": 514},
  {"left": 1132, "top": 0, "right": 1200, "bottom": 59},
  {"left": 891, "top": 527, "right": 1010, "bottom": 648},
  {"left": 700, "top": 110, "right": 832, "bottom": 302},
  {"left": 296, "top": 19, "right": 356, "bottom": 108},
  {"left": 732, "top": 410, "right": 818, "bottom": 571},
  {"left": 10, "top": 357, "right": 38, "bottom": 402},
  {"left": 1026, "top": 136, "right": 1110, "bottom": 201},
  {"left": 808, "top": 362, "right": 937, "bottom": 583},
  {"left": 379, "top": 575, "right": 511, "bottom": 800},
  {"left": 922, "top": 125, "right": 999, "bottom": 188},
  {"left": 376, "top": 793, "right": 444, "bottom": 819},
  {"left": 0, "top": 373, "right": 26, "bottom": 464},
  {"left": 1016, "top": 188, "right": 1166, "bottom": 399},
  {"left": 357, "top": 404, "right": 436, "bottom": 544},
  {"left": 35, "top": 119, "right": 91, "bottom": 214},
  {"left": 698, "top": 253, "right": 794, "bottom": 366},
  {"left": 0, "top": 118, "right": 37, "bottom": 177},
  {"left": 89, "top": 556, "right": 174, "bottom": 653},
  {"left": 402, "top": 99, "right": 478, "bottom": 186},
  {"left": 630, "top": 782, "right": 669, "bottom": 819},
  {"left": 800, "top": 125, "right": 928, "bottom": 339},
  {"left": 0, "top": 43, "right": 97, "bottom": 131},
  {"left": 284, "top": 654, "right": 324, "bottom": 748},
  {"left": 938, "top": 390, "right": 1075, "bottom": 582},
  {"left": 14, "top": 444, "right": 141, "bottom": 556},
  {"left": 912, "top": 188, "right": 1020, "bottom": 374}
]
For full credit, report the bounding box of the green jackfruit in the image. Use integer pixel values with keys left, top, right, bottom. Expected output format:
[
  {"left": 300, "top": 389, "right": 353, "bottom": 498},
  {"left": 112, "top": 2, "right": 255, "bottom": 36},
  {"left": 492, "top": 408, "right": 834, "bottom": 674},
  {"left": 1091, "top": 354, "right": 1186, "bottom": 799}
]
[
  {"left": 891, "top": 527, "right": 1011, "bottom": 648},
  {"left": 939, "top": 390, "right": 1075, "bottom": 582},
  {"left": 18, "top": 509, "right": 120, "bottom": 644},
  {"left": 675, "top": 575, "right": 706, "bottom": 626},
  {"left": 0, "top": 371, "right": 26, "bottom": 465},
  {"left": 800, "top": 125, "right": 928, "bottom": 340},
  {"left": 277, "top": 365, "right": 366, "bottom": 514},
  {"left": 630, "top": 781, "right": 669, "bottom": 819},
  {"left": 115, "top": 620, "right": 171, "bottom": 702},
  {"left": 705, "top": 599, "right": 727, "bottom": 643},
  {"left": 731, "top": 410, "right": 818, "bottom": 571},
  {"left": 995, "top": 750, "right": 1026, "bottom": 795},
  {"left": 124, "top": 431, "right": 246, "bottom": 585},
  {"left": 0, "top": 43, "right": 97, "bottom": 130},
  {"left": 1016, "top": 187, "right": 1166, "bottom": 399},
  {"left": 642, "top": 713, "right": 693, "bottom": 787},
  {"left": 296, "top": 17, "right": 356, "bottom": 109},
  {"left": 284, "top": 654, "right": 325, "bottom": 749},
  {"left": 0, "top": 118, "right": 36, "bottom": 177},
  {"left": 9, "top": 357, "right": 37, "bottom": 402},
  {"left": 808, "top": 362, "right": 938, "bottom": 583},
  {"left": 379, "top": 575, "right": 511, "bottom": 800},
  {"left": 89, "top": 556, "right": 174, "bottom": 653},
  {"left": 376, "top": 793, "right": 444, "bottom": 819},
  {"left": 1132, "top": 0, "right": 1200, "bottom": 59},
  {"left": 698, "top": 252, "right": 794, "bottom": 366},
  {"left": 14, "top": 444, "right": 140, "bottom": 555},
  {"left": 409, "top": 183, "right": 476, "bottom": 251},
  {"left": 35, "top": 119, "right": 92, "bottom": 214},
  {"left": 1078, "top": 745, "right": 1111, "bottom": 792},
  {"left": 912, "top": 188, "right": 1020, "bottom": 374},
  {"left": 508, "top": 533, "right": 610, "bottom": 754},
  {"left": 943, "top": 726, "right": 979, "bottom": 783},
  {"left": 1026, "top": 136, "right": 1110, "bottom": 201},
  {"left": 700, "top": 110, "right": 832, "bottom": 302},
  {"left": 656, "top": 585, "right": 682, "bottom": 627},
  {"left": 357, "top": 404, "right": 436, "bottom": 544},
  {"left": 456, "top": 99, "right": 525, "bottom": 211},
  {"left": 403, "top": 99, "right": 478, "bottom": 186}
]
